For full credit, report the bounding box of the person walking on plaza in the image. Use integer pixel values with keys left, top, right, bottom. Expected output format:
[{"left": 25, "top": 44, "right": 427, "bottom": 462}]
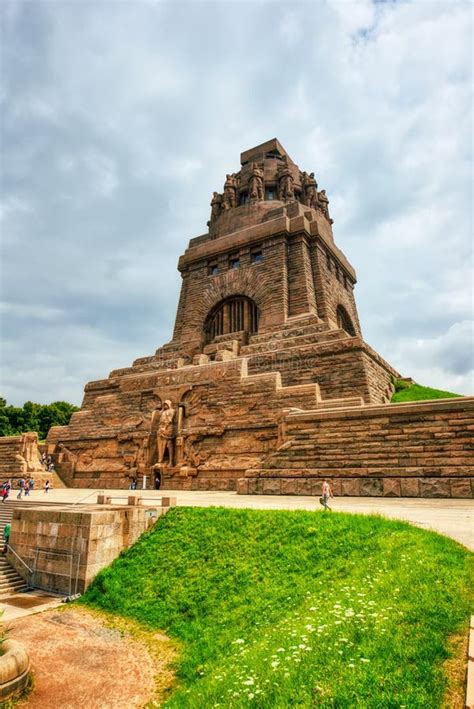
[
  {"left": 29, "top": 478, "right": 34, "bottom": 491},
  {"left": 319, "top": 479, "right": 333, "bottom": 511},
  {"left": 1, "top": 482, "right": 10, "bottom": 503},
  {"left": 16, "top": 477, "right": 25, "bottom": 499},
  {"left": 44, "top": 480, "right": 50, "bottom": 494},
  {"left": 24, "top": 480, "right": 30, "bottom": 497}
]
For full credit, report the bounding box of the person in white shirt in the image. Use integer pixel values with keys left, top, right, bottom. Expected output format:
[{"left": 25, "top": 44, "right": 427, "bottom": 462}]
[{"left": 320, "top": 479, "right": 333, "bottom": 511}]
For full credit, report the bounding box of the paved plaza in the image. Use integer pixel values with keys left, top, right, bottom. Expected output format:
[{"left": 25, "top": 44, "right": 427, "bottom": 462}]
[{"left": 15, "top": 487, "right": 474, "bottom": 551}]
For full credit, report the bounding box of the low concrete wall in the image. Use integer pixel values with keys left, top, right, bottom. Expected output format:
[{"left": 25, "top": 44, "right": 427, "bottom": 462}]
[
  {"left": 239, "top": 397, "right": 474, "bottom": 497},
  {"left": 7, "top": 501, "right": 167, "bottom": 594},
  {"left": 0, "top": 639, "right": 30, "bottom": 702}
]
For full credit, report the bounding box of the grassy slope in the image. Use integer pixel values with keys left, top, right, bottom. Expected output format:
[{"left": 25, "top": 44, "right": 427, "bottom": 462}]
[
  {"left": 391, "top": 381, "right": 462, "bottom": 403},
  {"left": 82, "top": 508, "right": 473, "bottom": 708}
]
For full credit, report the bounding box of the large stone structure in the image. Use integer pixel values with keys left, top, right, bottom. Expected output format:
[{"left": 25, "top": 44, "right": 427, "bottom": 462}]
[
  {"left": 8, "top": 499, "right": 168, "bottom": 594},
  {"left": 46, "top": 139, "right": 473, "bottom": 497}
]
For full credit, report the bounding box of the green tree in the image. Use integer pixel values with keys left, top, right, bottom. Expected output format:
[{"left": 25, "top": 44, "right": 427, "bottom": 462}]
[
  {"left": 0, "top": 397, "right": 79, "bottom": 439},
  {"left": 0, "top": 398, "right": 14, "bottom": 437}
]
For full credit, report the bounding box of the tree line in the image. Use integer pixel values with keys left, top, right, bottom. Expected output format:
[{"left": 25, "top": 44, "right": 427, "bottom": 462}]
[{"left": 0, "top": 397, "right": 79, "bottom": 440}]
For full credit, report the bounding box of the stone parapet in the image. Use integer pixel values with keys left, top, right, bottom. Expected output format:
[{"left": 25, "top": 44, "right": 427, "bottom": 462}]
[
  {"left": 239, "top": 397, "right": 474, "bottom": 498},
  {"left": 7, "top": 502, "right": 168, "bottom": 594}
]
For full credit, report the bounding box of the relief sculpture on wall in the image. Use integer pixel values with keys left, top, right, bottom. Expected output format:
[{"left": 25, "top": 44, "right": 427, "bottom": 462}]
[{"left": 156, "top": 399, "right": 176, "bottom": 467}]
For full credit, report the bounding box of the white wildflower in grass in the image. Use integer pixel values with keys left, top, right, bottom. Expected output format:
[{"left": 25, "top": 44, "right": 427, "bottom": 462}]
[
  {"left": 248, "top": 693, "right": 254, "bottom": 700},
  {"left": 360, "top": 658, "right": 370, "bottom": 663},
  {"left": 309, "top": 606, "right": 317, "bottom": 611},
  {"left": 277, "top": 648, "right": 285, "bottom": 652},
  {"left": 234, "top": 638, "right": 245, "bottom": 645},
  {"left": 348, "top": 663, "right": 355, "bottom": 668},
  {"left": 271, "top": 661, "right": 279, "bottom": 668}
]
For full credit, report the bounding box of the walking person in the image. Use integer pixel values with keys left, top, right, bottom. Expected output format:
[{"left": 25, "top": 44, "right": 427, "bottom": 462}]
[
  {"left": 44, "top": 480, "right": 50, "bottom": 494},
  {"left": 319, "top": 479, "right": 333, "bottom": 511},
  {"left": 1, "top": 483, "right": 9, "bottom": 503},
  {"left": 16, "top": 477, "right": 25, "bottom": 499},
  {"left": 24, "top": 480, "right": 30, "bottom": 497},
  {"left": 29, "top": 478, "right": 34, "bottom": 492}
]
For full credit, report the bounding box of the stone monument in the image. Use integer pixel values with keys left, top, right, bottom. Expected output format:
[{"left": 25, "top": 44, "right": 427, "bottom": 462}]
[{"left": 46, "top": 139, "right": 473, "bottom": 497}]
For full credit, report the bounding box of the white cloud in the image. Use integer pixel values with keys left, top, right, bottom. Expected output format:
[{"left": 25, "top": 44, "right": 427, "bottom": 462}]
[{"left": 0, "top": 0, "right": 472, "bottom": 405}]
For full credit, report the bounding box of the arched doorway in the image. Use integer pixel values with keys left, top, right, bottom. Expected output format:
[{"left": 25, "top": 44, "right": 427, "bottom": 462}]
[{"left": 204, "top": 296, "right": 259, "bottom": 343}]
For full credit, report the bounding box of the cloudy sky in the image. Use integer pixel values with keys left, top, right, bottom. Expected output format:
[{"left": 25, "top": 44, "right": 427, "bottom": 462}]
[{"left": 1, "top": 0, "right": 472, "bottom": 406}]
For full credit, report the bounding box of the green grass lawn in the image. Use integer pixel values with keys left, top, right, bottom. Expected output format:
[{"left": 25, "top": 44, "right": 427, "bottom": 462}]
[
  {"left": 81, "top": 508, "right": 473, "bottom": 707},
  {"left": 391, "top": 379, "right": 462, "bottom": 403}
]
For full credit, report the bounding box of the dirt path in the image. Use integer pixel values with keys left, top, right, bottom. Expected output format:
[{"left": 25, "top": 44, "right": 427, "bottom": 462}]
[{"left": 9, "top": 606, "right": 176, "bottom": 708}]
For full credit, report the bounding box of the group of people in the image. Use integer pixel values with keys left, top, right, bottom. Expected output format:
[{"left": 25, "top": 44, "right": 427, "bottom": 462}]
[
  {"left": 128, "top": 472, "right": 161, "bottom": 490},
  {"left": 1, "top": 477, "right": 52, "bottom": 502}
]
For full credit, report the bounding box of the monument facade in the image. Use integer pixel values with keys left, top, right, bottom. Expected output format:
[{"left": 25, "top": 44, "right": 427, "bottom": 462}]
[{"left": 46, "top": 140, "right": 473, "bottom": 497}]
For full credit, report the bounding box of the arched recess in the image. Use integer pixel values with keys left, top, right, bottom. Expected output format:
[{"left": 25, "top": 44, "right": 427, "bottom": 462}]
[
  {"left": 336, "top": 305, "right": 356, "bottom": 336},
  {"left": 204, "top": 296, "right": 259, "bottom": 343}
]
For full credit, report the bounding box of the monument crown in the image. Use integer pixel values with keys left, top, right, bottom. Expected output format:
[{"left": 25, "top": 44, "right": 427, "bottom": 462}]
[{"left": 207, "top": 138, "right": 332, "bottom": 239}]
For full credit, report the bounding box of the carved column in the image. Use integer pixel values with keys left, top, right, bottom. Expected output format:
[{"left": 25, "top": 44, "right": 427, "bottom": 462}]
[{"left": 223, "top": 302, "right": 230, "bottom": 335}]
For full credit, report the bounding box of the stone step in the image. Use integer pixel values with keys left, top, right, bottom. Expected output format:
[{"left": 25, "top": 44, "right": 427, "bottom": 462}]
[
  {"left": 242, "top": 328, "right": 348, "bottom": 354},
  {"left": 247, "top": 321, "right": 331, "bottom": 344},
  {"left": 0, "top": 556, "right": 30, "bottom": 595},
  {"left": 0, "top": 584, "right": 30, "bottom": 597},
  {"left": 0, "top": 571, "right": 23, "bottom": 582}
]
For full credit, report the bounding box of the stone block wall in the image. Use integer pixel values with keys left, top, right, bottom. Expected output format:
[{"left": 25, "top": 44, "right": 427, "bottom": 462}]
[
  {"left": 8, "top": 503, "right": 165, "bottom": 594},
  {"left": 238, "top": 397, "right": 474, "bottom": 498}
]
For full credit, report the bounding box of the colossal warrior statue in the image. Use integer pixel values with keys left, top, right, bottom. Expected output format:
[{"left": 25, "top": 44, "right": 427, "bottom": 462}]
[
  {"left": 248, "top": 162, "right": 264, "bottom": 202},
  {"left": 208, "top": 191, "right": 223, "bottom": 225},
  {"left": 157, "top": 400, "right": 176, "bottom": 466},
  {"left": 316, "top": 189, "right": 332, "bottom": 222},
  {"left": 303, "top": 172, "right": 318, "bottom": 209},
  {"left": 223, "top": 173, "right": 238, "bottom": 209},
  {"left": 277, "top": 157, "right": 295, "bottom": 202}
]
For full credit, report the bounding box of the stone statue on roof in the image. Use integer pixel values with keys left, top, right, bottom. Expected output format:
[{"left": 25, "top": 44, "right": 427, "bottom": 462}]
[
  {"left": 248, "top": 162, "right": 264, "bottom": 202},
  {"left": 208, "top": 191, "right": 223, "bottom": 226},
  {"left": 277, "top": 157, "right": 294, "bottom": 202},
  {"left": 317, "top": 189, "right": 332, "bottom": 223},
  {"left": 303, "top": 172, "right": 318, "bottom": 209},
  {"left": 223, "top": 173, "right": 238, "bottom": 210}
]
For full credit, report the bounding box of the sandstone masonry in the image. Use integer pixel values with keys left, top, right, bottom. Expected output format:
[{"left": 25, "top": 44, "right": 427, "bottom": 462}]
[{"left": 44, "top": 139, "right": 473, "bottom": 497}]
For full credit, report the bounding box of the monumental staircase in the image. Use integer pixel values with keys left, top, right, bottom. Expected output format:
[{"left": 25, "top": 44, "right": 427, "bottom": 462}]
[{"left": 0, "top": 503, "right": 29, "bottom": 596}]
